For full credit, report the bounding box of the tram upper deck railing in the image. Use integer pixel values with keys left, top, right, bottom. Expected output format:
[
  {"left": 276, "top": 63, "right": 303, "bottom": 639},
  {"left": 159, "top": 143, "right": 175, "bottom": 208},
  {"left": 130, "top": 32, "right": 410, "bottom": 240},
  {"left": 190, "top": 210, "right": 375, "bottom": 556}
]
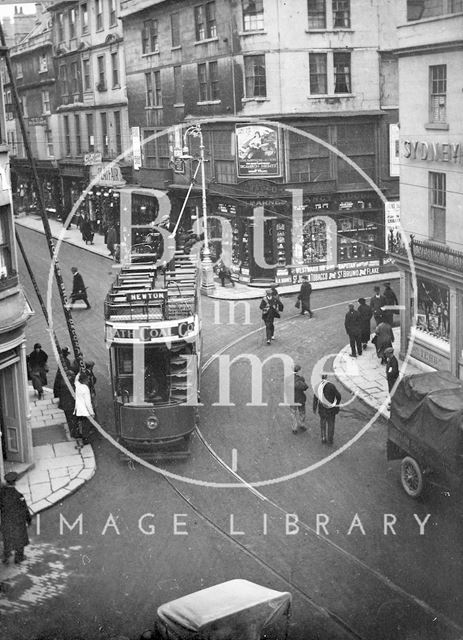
[{"left": 104, "top": 254, "right": 199, "bottom": 323}]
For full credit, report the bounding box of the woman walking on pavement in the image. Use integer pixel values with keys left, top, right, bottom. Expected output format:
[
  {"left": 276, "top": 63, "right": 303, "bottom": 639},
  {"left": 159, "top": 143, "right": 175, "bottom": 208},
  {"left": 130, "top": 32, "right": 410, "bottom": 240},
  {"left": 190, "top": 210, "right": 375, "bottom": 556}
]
[
  {"left": 73, "top": 371, "right": 95, "bottom": 448},
  {"left": 80, "top": 216, "right": 94, "bottom": 245},
  {"left": 374, "top": 319, "right": 394, "bottom": 364},
  {"left": 27, "top": 343, "right": 48, "bottom": 399}
]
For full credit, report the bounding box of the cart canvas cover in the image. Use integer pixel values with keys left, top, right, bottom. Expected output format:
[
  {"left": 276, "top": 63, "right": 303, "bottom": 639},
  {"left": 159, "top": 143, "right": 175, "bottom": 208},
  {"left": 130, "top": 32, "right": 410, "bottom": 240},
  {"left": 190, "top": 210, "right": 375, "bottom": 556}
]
[
  {"left": 390, "top": 371, "right": 463, "bottom": 473},
  {"left": 156, "top": 579, "right": 291, "bottom": 640}
]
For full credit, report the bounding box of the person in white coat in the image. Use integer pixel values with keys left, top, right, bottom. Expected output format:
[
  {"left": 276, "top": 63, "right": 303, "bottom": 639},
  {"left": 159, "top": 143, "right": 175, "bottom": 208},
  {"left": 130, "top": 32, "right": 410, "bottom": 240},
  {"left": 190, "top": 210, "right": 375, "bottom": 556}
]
[{"left": 73, "top": 371, "right": 95, "bottom": 447}]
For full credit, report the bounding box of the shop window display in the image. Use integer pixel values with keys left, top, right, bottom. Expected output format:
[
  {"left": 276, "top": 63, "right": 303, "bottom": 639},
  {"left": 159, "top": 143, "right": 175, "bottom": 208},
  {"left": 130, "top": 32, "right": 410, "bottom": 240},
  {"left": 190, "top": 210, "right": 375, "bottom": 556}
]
[
  {"left": 276, "top": 223, "right": 286, "bottom": 266},
  {"left": 416, "top": 277, "right": 450, "bottom": 342},
  {"left": 231, "top": 218, "right": 249, "bottom": 268},
  {"left": 303, "top": 218, "right": 327, "bottom": 264}
]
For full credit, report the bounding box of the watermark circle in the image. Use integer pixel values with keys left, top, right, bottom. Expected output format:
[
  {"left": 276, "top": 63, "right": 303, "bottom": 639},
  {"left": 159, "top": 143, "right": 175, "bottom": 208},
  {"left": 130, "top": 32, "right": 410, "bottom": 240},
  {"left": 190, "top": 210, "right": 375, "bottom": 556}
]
[{"left": 45, "top": 117, "right": 418, "bottom": 488}]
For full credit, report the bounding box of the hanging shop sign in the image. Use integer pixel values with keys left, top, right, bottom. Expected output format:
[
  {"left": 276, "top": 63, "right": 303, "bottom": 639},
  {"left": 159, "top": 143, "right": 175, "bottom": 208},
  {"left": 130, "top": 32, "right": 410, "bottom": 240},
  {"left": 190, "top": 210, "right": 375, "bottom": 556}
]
[
  {"left": 236, "top": 124, "right": 281, "bottom": 178},
  {"left": 28, "top": 116, "right": 47, "bottom": 127},
  {"left": 89, "top": 163, "right": 126, "bottom": 186},
  {"left": 389, "top": 124, "right": 400, "bottom": 177},
  {"left": 170, "top": 158, "right": 185, "bottom": 174},
  {"left": 84, "top": 152, "right": 102, "bottom": 166},
  {"left": 170, "top": 125, "right": 183, "bottom": 159},
  {"left": 132, "top": 127, "right": 142, "bottom": 170}
]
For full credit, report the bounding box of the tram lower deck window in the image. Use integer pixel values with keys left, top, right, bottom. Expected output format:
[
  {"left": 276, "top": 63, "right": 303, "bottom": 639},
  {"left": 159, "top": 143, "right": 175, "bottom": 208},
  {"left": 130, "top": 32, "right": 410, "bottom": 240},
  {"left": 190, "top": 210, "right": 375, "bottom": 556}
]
[{"left": 112, "top": 343, "right": 193, "bottom": 405}]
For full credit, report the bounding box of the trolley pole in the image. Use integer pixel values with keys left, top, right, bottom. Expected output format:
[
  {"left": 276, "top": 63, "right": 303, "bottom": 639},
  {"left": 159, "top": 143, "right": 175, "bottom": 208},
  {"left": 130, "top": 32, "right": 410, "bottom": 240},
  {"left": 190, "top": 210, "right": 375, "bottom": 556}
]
[{"left": 0, "top": 23, "right": 84, "bottom": 369}]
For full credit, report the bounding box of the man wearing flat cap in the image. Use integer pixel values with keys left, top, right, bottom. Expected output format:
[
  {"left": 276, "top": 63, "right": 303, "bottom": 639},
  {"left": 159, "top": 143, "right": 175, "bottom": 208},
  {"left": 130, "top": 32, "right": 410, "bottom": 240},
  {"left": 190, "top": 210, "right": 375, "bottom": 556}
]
[{"left": 0, "top": 472, "right": 32, "bottom": 564}]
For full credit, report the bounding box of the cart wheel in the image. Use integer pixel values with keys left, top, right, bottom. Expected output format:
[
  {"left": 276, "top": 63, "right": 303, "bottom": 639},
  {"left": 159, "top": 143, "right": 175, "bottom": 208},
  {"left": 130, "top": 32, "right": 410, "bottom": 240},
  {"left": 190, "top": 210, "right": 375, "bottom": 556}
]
[{"left": 400, "top": 456, "right": 424, "bottom": 498}]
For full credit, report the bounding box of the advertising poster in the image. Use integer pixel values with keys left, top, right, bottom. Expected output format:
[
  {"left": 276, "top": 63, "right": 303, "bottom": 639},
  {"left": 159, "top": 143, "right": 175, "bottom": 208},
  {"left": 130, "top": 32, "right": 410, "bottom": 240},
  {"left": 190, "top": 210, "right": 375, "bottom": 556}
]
[
  {"left": 236, "top": 124, "right": 280, "bottom": 177},
  {"left": 385, "top": 200, "right": 402, "bottom": 253}
]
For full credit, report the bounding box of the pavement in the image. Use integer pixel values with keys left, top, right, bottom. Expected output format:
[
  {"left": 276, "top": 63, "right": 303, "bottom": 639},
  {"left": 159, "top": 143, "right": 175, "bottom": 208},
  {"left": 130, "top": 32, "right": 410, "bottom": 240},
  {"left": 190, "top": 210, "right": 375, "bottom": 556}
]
[
  {"left": 333, "top": 326, "right": 434, "bottom": 419},
  {"left": 5, "top": 386, "right": 96, "bottom": 516},
  {"left": 15, "top": 212, "right": 399, "bottom": 300}
]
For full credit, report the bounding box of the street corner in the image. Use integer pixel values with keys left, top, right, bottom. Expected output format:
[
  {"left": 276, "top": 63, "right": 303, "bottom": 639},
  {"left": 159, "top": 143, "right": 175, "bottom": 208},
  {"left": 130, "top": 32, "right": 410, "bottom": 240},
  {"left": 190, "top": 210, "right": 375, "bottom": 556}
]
[{"left": 21, "top": 443, "right": 97, "bottom": 516}]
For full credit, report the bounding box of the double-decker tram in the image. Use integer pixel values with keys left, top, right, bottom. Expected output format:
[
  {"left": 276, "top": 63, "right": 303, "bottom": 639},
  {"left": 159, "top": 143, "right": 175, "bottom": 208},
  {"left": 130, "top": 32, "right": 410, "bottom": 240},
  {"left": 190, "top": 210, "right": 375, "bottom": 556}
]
[{"left": 104, "top": 245, "right": 201, "bottom": 460}]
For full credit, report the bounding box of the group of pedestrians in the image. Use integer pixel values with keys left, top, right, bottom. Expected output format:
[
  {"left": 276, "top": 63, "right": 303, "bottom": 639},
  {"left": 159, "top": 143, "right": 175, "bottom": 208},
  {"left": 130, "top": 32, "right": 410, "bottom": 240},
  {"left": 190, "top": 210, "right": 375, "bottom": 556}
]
[
  {"left": 258, "top": 278, "right": 400, "bottom": 444},
  {"left": 27, "top": 342, "right": 97, "bottom": 449},
  {"left": 52, "top": 348, "right": 97, "bottom": 449},
  {"left": 343, "top": 282, "right": 400, "bottom": 395},
  {"left": 258, "top": 282, "right": 342, "bottom": 443},
  {"left": 288, "top": 365, "right": 342, "bottom": 445}
]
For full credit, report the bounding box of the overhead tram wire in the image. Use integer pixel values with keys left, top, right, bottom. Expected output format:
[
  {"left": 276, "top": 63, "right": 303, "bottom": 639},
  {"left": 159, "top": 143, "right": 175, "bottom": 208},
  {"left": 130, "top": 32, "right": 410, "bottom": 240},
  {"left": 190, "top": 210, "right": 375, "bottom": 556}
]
[{"left": 0, "top": 22, "right": 85, "bottom": 370}]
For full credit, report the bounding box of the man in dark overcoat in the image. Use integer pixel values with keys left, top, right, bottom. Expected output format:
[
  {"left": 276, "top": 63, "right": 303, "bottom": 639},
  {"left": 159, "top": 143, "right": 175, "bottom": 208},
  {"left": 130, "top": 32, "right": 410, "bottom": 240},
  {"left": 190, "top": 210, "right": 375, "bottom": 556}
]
[
  {"left": 384, "top": 347, "right": 400, "bottom": 394},
  {"left": 27, "top": 343, "right": 49, "bottom": 399},
  {"left": 357, "top": 298, "right": 372, "bottom": 350},
  {"left": 369, "top": 285, "right": 386, "bottom": 326},
  {"left": 313, "top": 375, "right": 342, "bottom": 445},
  {"left": 298, "top": 276, "right": 313, "bottom": 317},
  {"left": 0, "top": 472, "right": 32, "bottom": 564},
  {"left": 70, "top": 266, "right": 91, "bottom": 309},
  {"left": 288, "top": 364, "right": 309, "bottom": 433},
  {"left": 53, "top": 346, "right": 72, "bottom": 399},
  {"left": 375, "top": 319, "right": 394, "bottom": 364},
  {"left": 344, "top": 303, "right": 362, "bottom": 357},
  {"left": 383, "top": 282, "right": 399, "bottom": 326}
]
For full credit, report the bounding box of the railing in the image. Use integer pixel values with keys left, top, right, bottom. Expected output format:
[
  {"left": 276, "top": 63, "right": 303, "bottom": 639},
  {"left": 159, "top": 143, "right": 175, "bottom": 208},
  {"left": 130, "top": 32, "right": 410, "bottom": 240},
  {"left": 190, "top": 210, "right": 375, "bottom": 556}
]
[
  {"left": 104, "top": 297, "right": 195, "bottom": 322},
  {"left": 11, "top": 31, "right": 52, "bottom": 55},
  {"left": 391, "top": 237, "right": 463, "bottom": 272}
]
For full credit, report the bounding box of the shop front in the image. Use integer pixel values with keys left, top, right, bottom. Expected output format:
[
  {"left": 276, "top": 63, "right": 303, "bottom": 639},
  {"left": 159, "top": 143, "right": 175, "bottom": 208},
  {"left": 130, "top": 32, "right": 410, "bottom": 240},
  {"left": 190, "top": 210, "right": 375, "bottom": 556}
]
[
  {"left": 207, "top": 186, "right": 392, "bottom": 286},
  {"left": 59, "top": 161, "right": 91, "bottom": 226},
  {"left": 394, "top": 241, "right": 463, "bottom": 378},
  {"left": 11, "top": 159, "right": 62, "bottom": 219},
  {"left": 0, "top": 293, "right": 33, "bottom": 473},
  {"left": 87, "top": 162, "right": 125, "bottom": 237}
]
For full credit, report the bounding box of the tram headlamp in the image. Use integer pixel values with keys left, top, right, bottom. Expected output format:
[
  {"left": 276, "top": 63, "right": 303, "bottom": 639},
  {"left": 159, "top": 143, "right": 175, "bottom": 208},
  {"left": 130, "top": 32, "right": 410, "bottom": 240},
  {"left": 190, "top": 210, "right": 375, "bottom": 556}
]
[{"left": 146, "top": 415, "right": 159, "bottom": 430}]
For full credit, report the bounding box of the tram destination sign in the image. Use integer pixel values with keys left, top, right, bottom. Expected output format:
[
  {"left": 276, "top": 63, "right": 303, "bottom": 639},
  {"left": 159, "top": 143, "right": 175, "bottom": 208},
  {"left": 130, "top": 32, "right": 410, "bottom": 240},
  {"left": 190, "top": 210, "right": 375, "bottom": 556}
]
[{"left": 126, "top": 290, "right": 167, "bottom": 303}]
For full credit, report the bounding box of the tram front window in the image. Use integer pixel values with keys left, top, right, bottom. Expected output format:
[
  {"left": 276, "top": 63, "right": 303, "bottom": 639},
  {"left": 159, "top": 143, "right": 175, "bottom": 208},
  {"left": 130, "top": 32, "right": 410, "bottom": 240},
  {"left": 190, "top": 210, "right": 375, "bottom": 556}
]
[{"left": 113, "top": 343, "right": 192, "bottom": 405}]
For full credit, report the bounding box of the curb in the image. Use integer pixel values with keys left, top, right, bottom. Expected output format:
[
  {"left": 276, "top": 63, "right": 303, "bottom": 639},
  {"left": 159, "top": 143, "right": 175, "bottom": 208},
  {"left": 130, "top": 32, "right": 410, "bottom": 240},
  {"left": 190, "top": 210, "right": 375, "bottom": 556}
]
[
  {"left": 15, "top": 218, "right": 113, "bottom": 261},
  {"left": 20, "top": 386, "right": 97, "bottom": 515},
  {"left": 333, "top": 345, "right": 390, "bottom": 419},
  {"left": 16, "top": 217, "right": 401, "bottom": 300},
  {"left": 29, "top": 446, "right": 96, "bottom": 515}
]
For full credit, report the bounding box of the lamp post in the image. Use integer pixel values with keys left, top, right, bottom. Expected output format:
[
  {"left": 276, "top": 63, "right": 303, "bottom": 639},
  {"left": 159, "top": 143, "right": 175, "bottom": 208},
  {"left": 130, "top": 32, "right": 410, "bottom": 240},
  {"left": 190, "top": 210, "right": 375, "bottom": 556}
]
[{"left": 182, "top": 123, "right": 215, "bottom": 295}]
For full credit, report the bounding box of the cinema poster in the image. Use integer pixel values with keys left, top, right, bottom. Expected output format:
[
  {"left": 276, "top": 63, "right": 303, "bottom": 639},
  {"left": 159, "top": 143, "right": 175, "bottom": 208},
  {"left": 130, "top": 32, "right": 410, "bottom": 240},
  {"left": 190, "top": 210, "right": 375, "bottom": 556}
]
[{"left": 236, "top": 124, "right": 281, "bottom": 178}]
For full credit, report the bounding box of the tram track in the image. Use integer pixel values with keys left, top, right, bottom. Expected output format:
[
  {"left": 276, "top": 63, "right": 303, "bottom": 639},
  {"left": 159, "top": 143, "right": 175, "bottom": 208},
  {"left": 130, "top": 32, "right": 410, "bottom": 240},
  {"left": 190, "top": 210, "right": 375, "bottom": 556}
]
[{"left": 159, "top": 301, "right": 463, "bottom": 640}]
